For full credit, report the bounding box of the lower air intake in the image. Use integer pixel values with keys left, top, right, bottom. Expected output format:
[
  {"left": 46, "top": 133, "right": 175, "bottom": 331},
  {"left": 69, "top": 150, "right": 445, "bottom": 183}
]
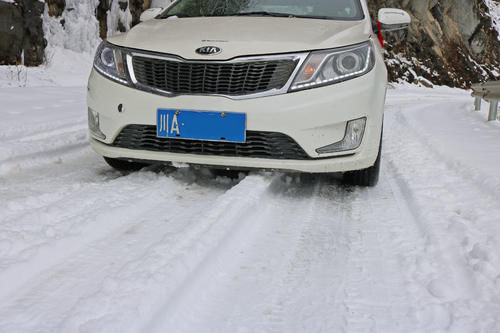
[{"left": 112, "top": 125, "right": 311, "bottom": 160}]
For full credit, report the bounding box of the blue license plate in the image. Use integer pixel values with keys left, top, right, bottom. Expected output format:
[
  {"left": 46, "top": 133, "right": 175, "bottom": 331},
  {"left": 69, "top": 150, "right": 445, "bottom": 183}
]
[{"left": 156, "top": 109, "right": 246, "bottom": 143}]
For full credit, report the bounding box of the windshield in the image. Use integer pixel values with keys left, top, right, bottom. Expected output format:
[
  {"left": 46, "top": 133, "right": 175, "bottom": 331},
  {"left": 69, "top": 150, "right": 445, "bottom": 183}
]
[{"left": 160, "top": 0, "right": 364, "bottom": 20}]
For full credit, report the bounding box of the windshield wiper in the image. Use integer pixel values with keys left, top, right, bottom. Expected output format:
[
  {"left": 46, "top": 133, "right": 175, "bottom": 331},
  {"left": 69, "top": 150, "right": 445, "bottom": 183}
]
[
  {"left": 234, "top": 11, "right": 296, "bottom": 18},
  {"left": 160, "top": 12, "right": 333, "bottom": 20},
  {"left": 234, "top": 12, "right": 335, "bottom": 19},
  {"left": 160, "top": 13, "right": 193, "bottom": 19}
]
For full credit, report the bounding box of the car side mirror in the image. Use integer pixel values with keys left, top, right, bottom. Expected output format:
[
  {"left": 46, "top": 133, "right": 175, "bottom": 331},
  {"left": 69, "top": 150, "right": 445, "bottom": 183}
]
[
  {"left": 140, "top": 8, "right": 163, "bottom": 22},
  {"left": 378, "top": 8, "right": 411, "bottom": 32}
]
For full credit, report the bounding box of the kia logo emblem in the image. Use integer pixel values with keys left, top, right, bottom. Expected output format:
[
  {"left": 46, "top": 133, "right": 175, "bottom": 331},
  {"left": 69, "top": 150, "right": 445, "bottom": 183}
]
[{"left": 196, "top": 46, "right": 222, "bottom": 55}]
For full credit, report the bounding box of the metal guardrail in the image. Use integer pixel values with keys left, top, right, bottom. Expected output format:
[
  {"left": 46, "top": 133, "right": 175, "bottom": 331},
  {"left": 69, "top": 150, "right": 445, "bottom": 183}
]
[{"left": 471, "top": 81, "right": 500, "bottom": 121}]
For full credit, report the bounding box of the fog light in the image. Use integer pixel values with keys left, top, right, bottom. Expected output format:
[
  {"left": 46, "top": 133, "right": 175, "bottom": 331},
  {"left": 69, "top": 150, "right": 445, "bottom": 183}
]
[
  {"left": 88, "top": 107, "right": 106, "bottom": 140},
  {"left": 316, "top": 117, "right": 366, "bottom": 154}
]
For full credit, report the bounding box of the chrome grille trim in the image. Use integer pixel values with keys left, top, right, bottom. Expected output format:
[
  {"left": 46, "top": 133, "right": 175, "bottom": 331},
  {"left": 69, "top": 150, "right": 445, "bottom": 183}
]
[{"left": 126, "top": 52, "right": 308, "bottom": 100}]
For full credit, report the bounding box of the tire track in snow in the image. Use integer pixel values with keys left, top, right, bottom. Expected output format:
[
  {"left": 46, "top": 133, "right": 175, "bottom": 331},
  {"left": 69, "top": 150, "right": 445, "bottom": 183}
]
[
  {"left": 262, "top": 181, "right": 349, "bottom": 333},
  {"left": 389, "top": 102, "right": 500, "bottom": 198},
  {"left": 139, "top": 173, "right": 277, "bottom": 333},
  {"left": 383, "top": 103, "right": 500, "bottom": 331},
  {"left": 0, "top": 128, "right": 89, "bottom": 176},
  {"left": 0, "top": 174, "right": 234, "bottom": 333},
  {"left": 264, "top": 185, "right": 323, "bottom": 333},
  {"left": 144, "top": 174, "right": 318, "bottom": 333},
  {"left": 0, "top": 141, "right": 89, "bottom": 176},
  {"left": 141, "top": 174, "right": 422, "bottom": 333},
  {"left": 0, "top": 170, "right": 253, "bottom": 332},
  {"left": 0, "top": 86, "right": 87, "bottom": 175},
  {"left": 0, "top": 168, "right": 243, "bottom": 303},
  {"left": 334, "top": 175, "right": 421, "bottom": 333},
  {"left": 0, "top": 87, "right": 84, "bottom": 142},
  {"left": 261, "top": 178, "right": 418, "bottom": 333},
  {"left": 0, "top": 173, "right": 275, "bottom": 333},
  {"left": 2, "top": 122, "right": 87, "bottom": 143},
  {"left": 0, "top": 164, "right": 159, "bottom": 271},
  {"left": 0, "top": 149, "right": 110, "bottom": 227}
]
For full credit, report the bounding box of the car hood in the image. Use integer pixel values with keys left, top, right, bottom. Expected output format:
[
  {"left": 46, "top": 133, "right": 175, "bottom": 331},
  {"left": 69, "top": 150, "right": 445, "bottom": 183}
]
[{"left": 108, "top": 17, "right": 372, "bottom": 60}]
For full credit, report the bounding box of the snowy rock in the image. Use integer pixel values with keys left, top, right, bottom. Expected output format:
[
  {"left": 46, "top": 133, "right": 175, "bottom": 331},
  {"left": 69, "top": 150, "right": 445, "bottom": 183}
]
[
  {"left": 96, "top": 0, "right": 151, "bottom": 39},
  {"left": 42, "top": 0, "right": 100, "bottom": 54},
  {"left": 0, "top": 0, "right": 46, "bottom": 66},
  {"left": 45, "top": 0, "right": 65, "bottom": 17},
  {"left": 0, "top": 1, "right": 23, "bottom": 65},
  {"left": 106, "top": 0, "right": 133, "bottom": 36},
  {"left": 21, "top": 0, "right": 47, "bottom": 66},
  {"left": 369, "top": 0, "right": 500, "bottom": 87}
]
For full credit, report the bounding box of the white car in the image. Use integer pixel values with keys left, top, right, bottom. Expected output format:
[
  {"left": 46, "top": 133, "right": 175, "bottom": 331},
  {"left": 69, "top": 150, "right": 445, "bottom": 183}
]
[{"left": 87, "top": 0, "right": 410, "bottom": 186}]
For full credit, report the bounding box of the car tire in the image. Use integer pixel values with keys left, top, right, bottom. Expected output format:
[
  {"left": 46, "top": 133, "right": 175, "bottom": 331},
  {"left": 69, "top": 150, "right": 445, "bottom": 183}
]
[
  {"left": 103, "top": 157, "right": 149, "bottom": 171},
  {"left": 343, "top": 132, "right": 382, "bottom": 187}
]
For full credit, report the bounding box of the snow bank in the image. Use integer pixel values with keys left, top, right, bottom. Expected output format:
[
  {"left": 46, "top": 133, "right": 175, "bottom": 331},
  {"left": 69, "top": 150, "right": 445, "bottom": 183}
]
[
  {"left": 43, "top": 0, "right": 100, "bottom": 54},
  {"left": 0, "top": 0, "right": 101, "bottom": 87},
  {"left": 0, "top": 0, "right": 143, "bottom": 87},
  {"left": 39, "top": 0, "right": 100, "bottom": 85},
  {"left": 484, "top": 0, "right": 500, "bottom": 40}
]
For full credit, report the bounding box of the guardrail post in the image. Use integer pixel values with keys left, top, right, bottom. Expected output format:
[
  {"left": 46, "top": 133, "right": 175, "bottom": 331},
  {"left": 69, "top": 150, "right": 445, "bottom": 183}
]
[
  {"left": 489, "top": 101, "right": 499, "bottom": 121},
  {"left": 474, "top": 97, "right": 482, "bottom": 111}
]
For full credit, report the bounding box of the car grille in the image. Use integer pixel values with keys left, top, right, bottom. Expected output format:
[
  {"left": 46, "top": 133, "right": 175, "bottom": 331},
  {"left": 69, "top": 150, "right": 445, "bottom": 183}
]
[
  {"left": 112, "top": 125, "right": 311, "bottom": 160},
  {"left": 131, "top": 55, "right": 298, "bottom": 96}
]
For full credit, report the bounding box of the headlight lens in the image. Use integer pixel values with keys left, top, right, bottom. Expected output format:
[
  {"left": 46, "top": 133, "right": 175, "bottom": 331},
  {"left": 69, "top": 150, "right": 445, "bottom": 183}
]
[
  {"left": 290, "top": 41, "right": 374, "bottom": 91},
  {"left": 93, "top": 42, "right": 128, "bottom": 84}
]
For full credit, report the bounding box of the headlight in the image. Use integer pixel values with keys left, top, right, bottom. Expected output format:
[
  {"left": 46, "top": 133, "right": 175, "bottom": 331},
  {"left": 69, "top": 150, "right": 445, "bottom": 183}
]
[
  {"left": 290, "top": 41, "right": 374, "bottom": 91},
  {"left": 93, "top": 42, "right": 128, "bottom": 84}
]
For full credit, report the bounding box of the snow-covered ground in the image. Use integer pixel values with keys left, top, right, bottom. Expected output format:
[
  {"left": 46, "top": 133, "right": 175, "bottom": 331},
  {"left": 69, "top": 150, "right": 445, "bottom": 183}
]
[
  {"left": 1, "top": 0, "right": 500, "bottom": 330},
  {"left": 1, "top": 74, "right": 500, "bottom": 332}
]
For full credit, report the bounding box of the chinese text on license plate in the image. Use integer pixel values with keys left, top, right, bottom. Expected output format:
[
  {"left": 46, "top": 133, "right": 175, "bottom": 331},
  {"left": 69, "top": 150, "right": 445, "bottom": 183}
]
[{"left": 157, "top": 109, "right": 246, "bottom": 143}]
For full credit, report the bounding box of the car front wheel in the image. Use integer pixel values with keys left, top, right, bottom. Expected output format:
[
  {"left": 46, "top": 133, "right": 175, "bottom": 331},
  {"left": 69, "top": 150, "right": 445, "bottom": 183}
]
[{"left": 343, "top": 134, "right": 382, "bottom": 187}]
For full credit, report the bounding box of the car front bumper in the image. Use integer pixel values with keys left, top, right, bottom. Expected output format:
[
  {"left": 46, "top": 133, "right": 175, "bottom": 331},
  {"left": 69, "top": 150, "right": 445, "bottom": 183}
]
[{"left": 87, "top": 59, "right": 387, "bottom": 173}]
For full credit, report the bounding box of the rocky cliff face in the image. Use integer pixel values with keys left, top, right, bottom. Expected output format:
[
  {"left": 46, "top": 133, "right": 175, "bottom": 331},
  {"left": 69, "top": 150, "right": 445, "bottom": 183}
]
[
  {"left": 0, "top": 0, "right": 498, "bottom": 87},
  {"left": 369, "top": 0, "right": 500, "bottom": 87},
  {"left": 0, "top": 0, "right": 46, "bottom": 66}
]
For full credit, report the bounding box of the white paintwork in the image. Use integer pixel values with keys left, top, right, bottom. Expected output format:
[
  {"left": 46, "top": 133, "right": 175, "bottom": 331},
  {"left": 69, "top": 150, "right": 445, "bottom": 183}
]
[
  {"left": 139, "top": 8, "right": 163, "bottom": 22},
  {"left": 109, "top": 17, "right": 372, "bottom": 60},
  {"left": 89, "top": 0, "right": 389, "bottom": 173},
  {"left": 378, "top": 8, "right": 411, "bottom": 30}
]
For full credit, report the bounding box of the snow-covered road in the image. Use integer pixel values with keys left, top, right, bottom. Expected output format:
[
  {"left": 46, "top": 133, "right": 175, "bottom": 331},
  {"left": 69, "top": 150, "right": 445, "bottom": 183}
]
[{"left": 1, "top": 85, "right": 499, "bottom": 332}]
